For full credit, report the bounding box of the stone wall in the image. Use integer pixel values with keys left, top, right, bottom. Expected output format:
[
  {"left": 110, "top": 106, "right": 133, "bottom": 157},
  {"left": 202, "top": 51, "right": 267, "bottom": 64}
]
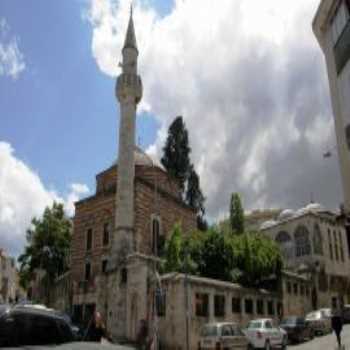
[
  {"left": 134, "top": 180, "right": 197, "bottom": 255},
  {"left": 159, "top": 274, "right": 281, "bottom": 350}
]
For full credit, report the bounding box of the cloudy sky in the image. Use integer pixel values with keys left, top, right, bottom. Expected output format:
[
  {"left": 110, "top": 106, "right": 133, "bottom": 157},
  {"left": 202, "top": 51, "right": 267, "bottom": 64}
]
[{"left": 0, "top": 0, "right": 344, "bottom": 256}]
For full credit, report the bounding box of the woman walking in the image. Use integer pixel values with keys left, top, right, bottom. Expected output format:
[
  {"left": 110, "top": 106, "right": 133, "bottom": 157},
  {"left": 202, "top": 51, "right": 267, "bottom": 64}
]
[{"left": 331, "top": 298, "right": 344, "bottom": 349}]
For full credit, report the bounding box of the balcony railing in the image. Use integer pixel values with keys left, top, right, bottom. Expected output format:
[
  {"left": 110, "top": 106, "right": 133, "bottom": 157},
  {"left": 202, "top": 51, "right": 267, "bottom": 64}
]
[{"left": 334, "top": 20, "right": 350, "bottom": 75}]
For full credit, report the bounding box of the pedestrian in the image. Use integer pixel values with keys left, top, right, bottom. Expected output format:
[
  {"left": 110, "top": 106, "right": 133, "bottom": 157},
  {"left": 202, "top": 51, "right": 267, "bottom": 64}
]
[
  {"left": 85, "top": 311, "right": 108, "bottom": 343},
  {"left": 137, "top": 319, "right": 150, "bottom": 350},
  {"left": 331, "top": 297, "right": 344, "bottom": 349}
]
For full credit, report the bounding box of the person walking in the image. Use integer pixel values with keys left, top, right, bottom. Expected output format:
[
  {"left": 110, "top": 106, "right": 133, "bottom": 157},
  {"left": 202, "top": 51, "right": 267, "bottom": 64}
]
[
  {"left": 331, "top": 297, "right": 344, "bottom": 349},
  {"left": 85, "top": 311, "right": 108, "bottom": 343}
]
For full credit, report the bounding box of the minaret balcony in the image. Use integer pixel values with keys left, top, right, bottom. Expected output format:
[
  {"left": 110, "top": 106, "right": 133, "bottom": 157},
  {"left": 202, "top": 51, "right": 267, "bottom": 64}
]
[{"left": 116, "top": 73, "right": 143, "bottom": 104}]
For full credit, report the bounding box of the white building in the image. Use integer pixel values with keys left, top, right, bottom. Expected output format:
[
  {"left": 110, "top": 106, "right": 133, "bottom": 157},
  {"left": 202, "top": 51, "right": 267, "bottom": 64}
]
[
  {"left": 313, "top": 1, "right": 350, "bottom": 215},
  {"left": 260, "top": 204, "right": 350, "bottom": 308}
]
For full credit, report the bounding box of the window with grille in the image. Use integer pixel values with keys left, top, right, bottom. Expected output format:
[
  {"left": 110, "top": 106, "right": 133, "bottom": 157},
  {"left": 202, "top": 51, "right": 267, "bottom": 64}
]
[
  {"left": 328, "top": 229, "right": 334, "bottom": 260},
  {"left": 232, "top": 298, "right": 241, "bottom": 313},
  {"left": 245, "top": 299, "right": 253, "bottom": 314},
  {"left": 334, "top": 230, "right": 340, "bottom": 261},
  {"left": 267, "top": 301, "right": 275, "bottom": 316},
  {"left": 152, "top": 217, "right": 163, "bottom": 256},
  {"left": 295, "top": 226, "right": 311, "bottom": 257},
  {"left": 257, "top": 299, "right": 264, "bottom": 315},
  {"left": 275, "top": 231, "right": 294, "bottom": 260},
  {"left": 103, "top": 223, "right": 110, "bottom": 246},
  {"left": 195, "top": 293, "right": 209, "bottom": 317},
  {"left": 101, "top": 259, "right": 108, "bottom": 273},
  {"left": 214, "top": 295, "right": 225, "bottom": 317},
  {"left": 86, "top": 229, "right": 92, "bottom": 251},
  {"left": 313, "top": 224, "right": 323, "bottom": 255},
  {"left": 85, "top": 262, "right": 91, "bottom": 281}
]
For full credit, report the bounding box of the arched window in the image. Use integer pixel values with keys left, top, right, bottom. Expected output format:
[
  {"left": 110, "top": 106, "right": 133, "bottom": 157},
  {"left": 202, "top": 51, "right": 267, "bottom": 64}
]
[
  {"left": 313, "top": 224, "right": 323, "bottom": 255},
  {"left": 275, "top": 231, "right": 294, "bottom": 260},
  {"left": 152, "top": 217, "right": 161, "bottom": 256},
  {"left": 294, "top": 226, "right": 311, "bottom": 257}
]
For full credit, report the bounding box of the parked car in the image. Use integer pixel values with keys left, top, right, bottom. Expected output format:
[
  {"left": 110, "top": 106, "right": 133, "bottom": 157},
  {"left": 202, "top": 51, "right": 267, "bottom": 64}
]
[
  {"left": 343, "top": 304, "right": 350, "bottom": 324},
  {"left": 199, "top": 322, "right": 249, "bottom": 350},
  {"left": 244, "top": 319, "right": 287, "bottom": 350},
  {"left": 279, "top": 316, "right": 313, "bottom": 343},
  {"left": 305, "top": 310, "right": 332, "bottom": 335},
  {"left": 56, "top": 311, "right": 83, "bottom": 340},
  {"left": 0, "top": 305, "right": 75, "bottom": 347},
  {"left": 0, "top": 304, "right": 10, "bottom": 316}
]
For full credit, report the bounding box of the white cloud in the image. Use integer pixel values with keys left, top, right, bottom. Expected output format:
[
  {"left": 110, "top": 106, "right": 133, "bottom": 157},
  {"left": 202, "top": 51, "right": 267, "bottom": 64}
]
[
  {"left": 0, "top": 18, "right": 25, "bottom": 79},
  {"left": 65, "top": 183, "right": 90, "bottom": 217},
  {"left": 86, "top": 0, "right": 343, "bottom": 219},
  {"left": 0, "top": 142, "right": 89, "bottom": 257}
]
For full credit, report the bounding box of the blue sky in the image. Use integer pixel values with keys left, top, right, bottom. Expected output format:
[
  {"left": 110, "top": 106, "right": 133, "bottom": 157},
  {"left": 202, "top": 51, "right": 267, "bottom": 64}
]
[
  {"left": 0, "top": 0, "right": 164, "bottom": 197},
  {"left": 0, "top": 0, "right": 344, "bottom": 256}
]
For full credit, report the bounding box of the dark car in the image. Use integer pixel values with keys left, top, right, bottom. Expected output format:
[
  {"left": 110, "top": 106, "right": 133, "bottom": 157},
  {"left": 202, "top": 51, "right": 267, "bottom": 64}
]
[
  {"left": 280, "top": 316, "right": 314, "bottom": 343},
  {"left": 0, "top": 305, "right": 75, "bottom": 347}
]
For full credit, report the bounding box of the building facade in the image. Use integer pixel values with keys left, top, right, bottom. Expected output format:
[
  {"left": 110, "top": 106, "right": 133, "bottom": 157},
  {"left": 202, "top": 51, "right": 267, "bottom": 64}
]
[
  {"left": 0, "top": 250, "right": 18, "bottom": 303},
  {"left": 313, "top": 0, "right": 350, "bottom": 215},
  {"left": 69, "top": 10, "right": 197, "bottom": 342},
  {"left": 260, "top": 204, "right": 350, "bottom": 308},
  {"left": 159, "top": 274, "right": 282, "bottom": 350}
]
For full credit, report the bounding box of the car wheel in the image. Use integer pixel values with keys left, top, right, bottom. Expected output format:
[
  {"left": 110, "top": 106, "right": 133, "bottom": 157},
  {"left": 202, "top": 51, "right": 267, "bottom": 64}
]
[
  {"left": 265, "top": 340, "right": 271, "bottom": 350},
  {"left": 310, "top": 330, "right": 314, "bottom": 339},
  {"left": 247, "top": 344, "right": 254, "bottom": 350},
  {"left": 281, "top": 337, "right": 287, "bottom": 350}
]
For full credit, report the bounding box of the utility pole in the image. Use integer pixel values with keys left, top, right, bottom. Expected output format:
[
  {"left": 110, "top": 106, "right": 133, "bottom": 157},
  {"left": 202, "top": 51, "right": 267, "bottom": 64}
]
[{"left": 184, "top": 242, "right": 190, "bottom": 350}]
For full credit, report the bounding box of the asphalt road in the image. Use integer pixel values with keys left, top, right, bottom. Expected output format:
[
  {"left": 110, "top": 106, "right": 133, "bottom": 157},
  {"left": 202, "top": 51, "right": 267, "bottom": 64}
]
[{"left": 288, "top": 325, "right": 350, "bottom": 349}]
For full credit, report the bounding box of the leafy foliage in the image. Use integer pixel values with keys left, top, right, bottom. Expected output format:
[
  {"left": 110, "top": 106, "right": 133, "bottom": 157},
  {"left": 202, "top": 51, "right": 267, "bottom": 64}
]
[
  {"left": 161, "top": 116, "right": 207, "bottom": 230},
  {"left": 230, "top": 193, "right": 245, "bottom": 234},
  {"left": 161, "top": 116, "right": 191, "bottom": 193},
  {"left": 162, "top": 225, "right": 283, "bottom": 288},
  {"left": 18, "top": 202, "right": 71, "bottom": 290}
]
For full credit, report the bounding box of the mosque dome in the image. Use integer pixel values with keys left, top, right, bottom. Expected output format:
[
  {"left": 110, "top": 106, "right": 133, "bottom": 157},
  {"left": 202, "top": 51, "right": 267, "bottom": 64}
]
[
  {"left": 134, "top": 146, "right": 154, "bottom": 166},
  {"left": 294, "top": 203, "right": 323, "bottom": 217},
  {"left": 260, "top": 220, "right": 278, "bottom": 230},
  {"left": 278, "top": 209, "right": 295, "bottom": 221},
  {"left": 113, "top": 146, "right": 158, "bottom": 167},
  {"left": 304, "top": 202, "right": 323, "bottom": 212}
]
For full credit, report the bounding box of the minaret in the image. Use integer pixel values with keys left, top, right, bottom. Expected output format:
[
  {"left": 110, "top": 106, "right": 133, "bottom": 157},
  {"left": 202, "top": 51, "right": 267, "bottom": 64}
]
[{"left": 111, "top": 7, "right": 142, "bottom": 267}]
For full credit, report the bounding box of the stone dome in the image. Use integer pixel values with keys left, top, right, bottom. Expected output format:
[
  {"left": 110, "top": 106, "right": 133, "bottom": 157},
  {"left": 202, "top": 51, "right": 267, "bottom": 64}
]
[
  {"left": 278, "top": 209, "right": 295, "bottom": 221},
  {"left": 304, "top": 202, "right": 323, "bottom": 212},
  {"left": 134, "top": 146, "right": 154, "bottom": 166},
  {"left": 113, "top": 146, "right": 156, "bottom": 167},
  {"left": 260, "top": 220, "right": 278, "bottom": 230}
]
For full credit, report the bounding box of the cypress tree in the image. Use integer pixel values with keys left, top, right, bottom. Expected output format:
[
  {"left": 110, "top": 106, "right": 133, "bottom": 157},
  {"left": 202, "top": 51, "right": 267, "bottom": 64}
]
[
  {"left": 230, "top": 193, "right": 245, "bottom": 234},
  {"left": 161, "top": 116, "right": 191, "bottom": 193}
]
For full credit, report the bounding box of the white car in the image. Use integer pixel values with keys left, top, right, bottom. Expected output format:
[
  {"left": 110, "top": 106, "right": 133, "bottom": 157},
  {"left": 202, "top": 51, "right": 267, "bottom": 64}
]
[
  {"left": 244, "top": 319, "right": 287, "bottom": 350},
  {"left": 199, "top": 322, "right": 249, "bottom": 350}
]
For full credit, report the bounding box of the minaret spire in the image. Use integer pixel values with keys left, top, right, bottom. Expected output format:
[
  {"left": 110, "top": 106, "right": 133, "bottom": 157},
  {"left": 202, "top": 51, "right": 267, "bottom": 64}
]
[
  {"left": 110, "top": 8, "right": 143, "bottom": 269},
  {"left": 123, "top": 3, "right": 138, "bottom": 52}
]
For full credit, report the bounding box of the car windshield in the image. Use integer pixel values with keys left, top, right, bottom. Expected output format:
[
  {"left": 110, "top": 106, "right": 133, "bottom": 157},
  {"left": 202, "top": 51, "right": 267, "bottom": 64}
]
[
  {"left": 247, "top": 321, "right": 262, "bottom": 329},
  {"left": 280, "top": 318, "right": 297, "bottom": 325},
  {"left": 306, "top": 311, "right": 321, "bottom": 320},
  {"left": 320, "top": 309, "right": 331, "bottom": 318},
  {"left": 201, "top": 325, "right": 218, "bottom": 337}
]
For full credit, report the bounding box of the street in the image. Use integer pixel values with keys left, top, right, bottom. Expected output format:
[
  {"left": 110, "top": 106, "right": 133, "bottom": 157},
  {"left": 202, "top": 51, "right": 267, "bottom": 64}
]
[{"left": 289, "top": 325, "right": 350, "bottom": 350}]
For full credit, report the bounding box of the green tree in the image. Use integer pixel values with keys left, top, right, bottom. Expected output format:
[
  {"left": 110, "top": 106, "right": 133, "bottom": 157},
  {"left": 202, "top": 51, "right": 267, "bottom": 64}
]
[
  {"left": 186, "top": 165, "right": 207, "bottom": 231},
  {"left": 18, "top": 202, "right": 71, "bottom": 297},
  {"left": 161, "top": 116, "right": 191, "bottom": 193},
  {"left": 232, "top": 233, "right": 283, "bottom": 287},
  {"left": 230, "top": 193, "right": 245, "bottom": 234},
  {"left": 163, "top": 224, "right": 183, "bottom": 273}
]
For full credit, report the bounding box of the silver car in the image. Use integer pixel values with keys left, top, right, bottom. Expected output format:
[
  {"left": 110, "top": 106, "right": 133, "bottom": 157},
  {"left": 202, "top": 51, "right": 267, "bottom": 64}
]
[
  {"left": 305, "top": 310, "right": 332, "bottom": 335},
  {"left": 200, "top": 322, "right": 249, "bottom": 350}
]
